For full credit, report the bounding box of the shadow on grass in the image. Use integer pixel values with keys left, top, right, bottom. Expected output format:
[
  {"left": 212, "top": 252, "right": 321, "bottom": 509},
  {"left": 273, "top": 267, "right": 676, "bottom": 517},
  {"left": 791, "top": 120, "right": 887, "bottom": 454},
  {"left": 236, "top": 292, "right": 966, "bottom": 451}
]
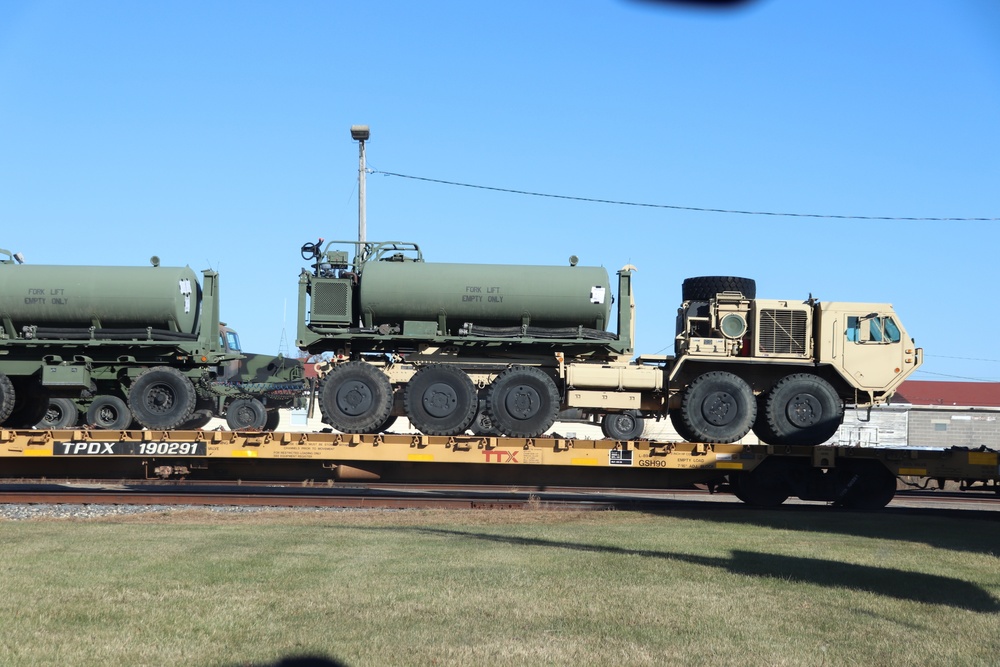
[
  {"left": 691, "top": 506, "right": 1000, "bottom": 558},
  {"left": 233, "top": 655, "right": 348, "bottom": 667},
  {"left": 411, "top": 527, "right": 999, "bottom": 613}
]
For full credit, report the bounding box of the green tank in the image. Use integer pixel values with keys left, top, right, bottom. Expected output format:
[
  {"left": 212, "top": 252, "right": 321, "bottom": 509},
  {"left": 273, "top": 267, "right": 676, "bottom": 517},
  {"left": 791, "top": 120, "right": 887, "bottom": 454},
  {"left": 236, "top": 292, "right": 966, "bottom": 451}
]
[
  {"left": 358, "top": 260, "right": 612, "bottom": 331},
  {"left": 0, "top": 264, "right": 202, "bottom": 334}
]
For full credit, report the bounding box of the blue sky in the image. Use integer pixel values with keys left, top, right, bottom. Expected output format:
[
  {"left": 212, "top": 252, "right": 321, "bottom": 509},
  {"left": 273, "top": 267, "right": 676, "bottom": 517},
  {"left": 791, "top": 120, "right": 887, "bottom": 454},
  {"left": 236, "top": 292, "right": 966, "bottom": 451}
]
[{"left": 1, "top": 1, "right": 999, "bottom": 381}]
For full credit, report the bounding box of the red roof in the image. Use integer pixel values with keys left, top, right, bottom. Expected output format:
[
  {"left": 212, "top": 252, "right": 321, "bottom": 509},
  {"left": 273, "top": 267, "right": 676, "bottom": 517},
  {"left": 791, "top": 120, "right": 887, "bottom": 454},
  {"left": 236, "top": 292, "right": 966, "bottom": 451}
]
[{"left": 895, "top": 381, "right": 1000, "bottom": 408}]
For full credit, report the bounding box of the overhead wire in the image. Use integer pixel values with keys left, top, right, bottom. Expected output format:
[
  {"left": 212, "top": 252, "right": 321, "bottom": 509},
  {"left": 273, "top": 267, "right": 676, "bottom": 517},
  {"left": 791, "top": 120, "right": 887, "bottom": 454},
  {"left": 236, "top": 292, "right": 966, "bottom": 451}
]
[{"left": 372, "top": 169, "right": 999, "bottom": 221}]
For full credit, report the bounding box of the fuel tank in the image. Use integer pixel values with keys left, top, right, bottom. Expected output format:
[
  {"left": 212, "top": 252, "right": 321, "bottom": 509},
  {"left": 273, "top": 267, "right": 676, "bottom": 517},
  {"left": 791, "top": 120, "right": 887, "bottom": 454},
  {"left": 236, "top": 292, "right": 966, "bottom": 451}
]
[
  {"left": 357, "top": 260, "right": 612, "bottom": 330},
  {"left": 0, "top": 264, "right": 202, "bottom": 334}
]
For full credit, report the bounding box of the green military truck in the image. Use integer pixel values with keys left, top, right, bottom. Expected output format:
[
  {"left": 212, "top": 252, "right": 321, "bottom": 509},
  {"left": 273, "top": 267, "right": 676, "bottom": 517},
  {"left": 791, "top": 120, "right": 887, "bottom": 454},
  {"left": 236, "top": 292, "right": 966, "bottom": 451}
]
[
  {"left": 297, "top": 239, "right": 922, "bottom": 445},
  {"left": 0, "top": 248, "right": 303, "bottom": 430}
]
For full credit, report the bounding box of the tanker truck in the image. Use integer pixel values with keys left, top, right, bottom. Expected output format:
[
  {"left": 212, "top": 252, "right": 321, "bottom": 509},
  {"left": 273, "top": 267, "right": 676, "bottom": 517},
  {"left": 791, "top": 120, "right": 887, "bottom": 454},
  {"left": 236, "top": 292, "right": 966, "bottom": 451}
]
[
  {"left": 297, "top": 239, "right": 922, "bottom": 445},
  {"left": 0, "top": 248, "right": 304, "bottom": 430}
]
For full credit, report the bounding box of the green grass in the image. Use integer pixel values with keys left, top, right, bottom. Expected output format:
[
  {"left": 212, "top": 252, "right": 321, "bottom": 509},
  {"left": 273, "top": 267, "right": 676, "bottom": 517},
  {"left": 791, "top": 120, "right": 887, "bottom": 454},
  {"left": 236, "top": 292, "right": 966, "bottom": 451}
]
[{"left": 0, "top": 508, "right": 997, "bottom": 667}]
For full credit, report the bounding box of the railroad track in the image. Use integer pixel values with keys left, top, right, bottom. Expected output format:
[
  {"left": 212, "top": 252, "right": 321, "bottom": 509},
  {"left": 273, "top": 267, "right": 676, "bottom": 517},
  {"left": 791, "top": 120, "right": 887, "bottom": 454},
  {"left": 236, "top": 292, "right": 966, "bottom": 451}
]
[{"left": 0, "top": 481, "right": 996, "bottom": 513}]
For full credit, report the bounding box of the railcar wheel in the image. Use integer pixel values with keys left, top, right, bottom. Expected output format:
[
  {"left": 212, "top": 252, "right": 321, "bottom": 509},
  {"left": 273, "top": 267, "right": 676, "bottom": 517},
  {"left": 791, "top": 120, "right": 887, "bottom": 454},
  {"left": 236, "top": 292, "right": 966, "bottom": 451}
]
[
  {"left": 834, "top": 462, "right": 897, "bottom": 510},
  {"left": 128, "top": 367, "right": 197, "bottom": 430},
  {"left": 486, "top": 366, "right": 560, "bottom": 438},
  {"left": 730, "top": 459, "right": 791, "bottom": 507},
  {"left": 226, "top": 398, "right": 268, "bottom": 430},
  {"left": 87, "top": 395, "right": 134, "bottom": 430},
  {"left": 318, "top": 361, "right": 393, "bottom": 433},
  {"left": 35, "top": 398, "right": 79, "bottom": 429},
  {"left": 764, "top": 374, "right": 843, "bottom": 446},
  {"left": 678, "top": 371, "right": 755, "bottom": 443},
  {"left": 0, "top": 373, "right": 14, "bottom": 424},
  {"left": 601, "top": 411, "right": 645, "bottom": 440},
  {"left": 404, "top": 365, "right": 477, "bottom": 436}
]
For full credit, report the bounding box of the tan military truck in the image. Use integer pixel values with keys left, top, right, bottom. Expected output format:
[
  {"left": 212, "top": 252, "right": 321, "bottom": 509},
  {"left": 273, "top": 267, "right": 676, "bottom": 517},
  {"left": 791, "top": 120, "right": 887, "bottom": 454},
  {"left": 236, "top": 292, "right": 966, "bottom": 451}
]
[{"left": 298, "top": 240, "right": 922, "bottom": 445}]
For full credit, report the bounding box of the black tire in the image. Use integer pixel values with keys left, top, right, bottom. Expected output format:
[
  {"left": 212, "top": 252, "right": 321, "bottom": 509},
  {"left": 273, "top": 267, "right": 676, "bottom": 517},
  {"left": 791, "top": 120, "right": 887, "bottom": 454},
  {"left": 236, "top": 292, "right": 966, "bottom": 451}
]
[
  {"left": 682, "top": 276, "right": 756, "bottom": 301},
  {"left": 678, "top": 371, "right": 756, "bottom": 443},
  {"left": 6, "top": 388, "right": 50, "bottom": 428},
  {"left": 668, "top": 409, "right": 700, "bottom": 443},
  {"left": 751, "top": 391, "right": 780, "bottom": 445},
  {"left": 226, "top": 398, "right": 268, "bottom": 430},
  {"left": 601, "top": 411, "right": 645, "bottom": 440},
  {"left": 0, "top": 372, "right": 14, "bottom": 424},
  {"left": 264, "top": 409, "right": 282, "bottom": 431},
  {"left": 764, "top": 374, "right": 843, "bottom": 446},
  {"left": 128, "top": 367, "right": 197, "bottom": 430},
  {"left": 486, "top": 366, "right": 560, "bottom": 438},
  {"left": 35, "top": 398, "right": 79, "bottom": 429},
  {"left": 404, "top": 365, "right": 478, "bottom": 436},
  {"left": 87, "top": 395, "right": 134, "bottom": 430},
  {"left": 318, "top": 361, "right": 393, "bottom": 433},
  {"left": 372, "top": 414, "right": 397, "bottom": 432}
]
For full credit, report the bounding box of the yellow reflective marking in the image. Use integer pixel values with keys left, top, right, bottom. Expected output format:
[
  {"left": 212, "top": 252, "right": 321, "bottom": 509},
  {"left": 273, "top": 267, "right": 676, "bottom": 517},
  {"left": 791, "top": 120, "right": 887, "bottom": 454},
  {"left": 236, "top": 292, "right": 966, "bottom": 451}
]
[
  {"left": 22, "top": 448, "right": 52, "bottom": 457},
  {"left": 230, "top": 450, "right": 258, "bottom": 458},
  {"left": 408, "top": 454, "right": 434, "bottom": 462},
  {"left": 571, "top": 458, "right": 599, "bottom": 466},
  {"left": 715, "top": 462, "right": 743, "bottom": 470},
  {"left": 898, "top": 467, "right": 926, "bottom": 476},
  {"left": 969, "top": 451, "right": 998, "bottom": 466}
]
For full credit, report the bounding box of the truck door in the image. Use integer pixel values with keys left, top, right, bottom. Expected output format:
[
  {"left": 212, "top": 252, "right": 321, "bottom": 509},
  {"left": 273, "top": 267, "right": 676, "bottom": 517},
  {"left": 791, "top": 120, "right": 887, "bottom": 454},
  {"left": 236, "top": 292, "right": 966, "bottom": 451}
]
[
  {"left": 219, "top": 326, "right": 243, "bottom": 382},
  {"left": 840, "top": 313, "right": 908, "bottom": 390}
]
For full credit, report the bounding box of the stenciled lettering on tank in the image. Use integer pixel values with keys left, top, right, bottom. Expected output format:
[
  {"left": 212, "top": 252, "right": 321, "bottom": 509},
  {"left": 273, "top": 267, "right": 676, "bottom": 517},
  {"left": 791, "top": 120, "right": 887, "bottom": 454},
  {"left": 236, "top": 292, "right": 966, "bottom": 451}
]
[
  {"left": 179, "top": 279, "right": 192, "bottom": 313},
  {"left": 24, "top": 287, "right": 46, "bottom": 305}
]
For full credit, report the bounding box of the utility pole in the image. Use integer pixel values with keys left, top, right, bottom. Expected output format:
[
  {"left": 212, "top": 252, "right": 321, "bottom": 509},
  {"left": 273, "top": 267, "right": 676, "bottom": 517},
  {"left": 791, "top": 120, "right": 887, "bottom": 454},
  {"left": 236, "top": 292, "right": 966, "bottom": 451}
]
[{"left": 350, "top": 125, "right": 370, "bottom": 246}]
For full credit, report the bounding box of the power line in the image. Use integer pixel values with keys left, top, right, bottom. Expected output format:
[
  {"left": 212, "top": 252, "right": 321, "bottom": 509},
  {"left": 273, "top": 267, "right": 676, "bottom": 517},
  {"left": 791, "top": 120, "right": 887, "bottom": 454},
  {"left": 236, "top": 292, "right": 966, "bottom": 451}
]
[{"left": 373, "top": 170, "right": 999, "bottom": 221}]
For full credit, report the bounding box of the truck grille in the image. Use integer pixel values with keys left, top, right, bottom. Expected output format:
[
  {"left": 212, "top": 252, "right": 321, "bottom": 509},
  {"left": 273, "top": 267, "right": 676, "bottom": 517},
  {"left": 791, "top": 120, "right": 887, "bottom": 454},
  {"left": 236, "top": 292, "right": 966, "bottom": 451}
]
[
  {"left": 758, "top": 309, "right": 808, "bottom": 355},
  {"left": 312, "top": 281, "right": 351, "bottom": 322}
]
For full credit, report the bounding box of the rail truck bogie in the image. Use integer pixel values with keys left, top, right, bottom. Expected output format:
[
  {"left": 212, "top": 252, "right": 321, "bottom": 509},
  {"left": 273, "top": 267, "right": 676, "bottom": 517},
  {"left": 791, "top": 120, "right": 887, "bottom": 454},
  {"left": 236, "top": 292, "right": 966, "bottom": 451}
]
[
  {"left": 0, "top": 248, "right": 304, "bottom": 431},
  {"left": 297, "top": 239, "right": 922, "bottom": 445}
]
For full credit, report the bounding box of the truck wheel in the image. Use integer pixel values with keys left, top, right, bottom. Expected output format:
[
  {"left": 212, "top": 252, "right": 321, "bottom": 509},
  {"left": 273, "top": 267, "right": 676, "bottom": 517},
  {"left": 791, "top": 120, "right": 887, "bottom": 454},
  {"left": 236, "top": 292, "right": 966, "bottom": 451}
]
[
  {"left": 318, "top": 361, "right": 393, "bottom": 433},
  {"left": 668, "top": 409, "right": 700, "bottom": 443},
  {"left": 764, "top": 374, "right": 843, "bottom": 446},
  {"left": 486, "top": 366, "right": 559, "bottom": 438},
  {"left": 372, "top": 414, "right": 397, "bottom": 432},
  {"left": 682, "top": 276, "right": 756, "bottom": 301},
  {"left": 264, "top": 409, "right": 282, "bottom": 431},
  {"left": 0, "top": 373, "right": 13, "bottom": 424},
  {"left": 678, "top": 371, "right": 755, "bottom": 443},
  {"left": 6, "top": 390, "right": 50, "bottom": 428},
  {"left": 226, "top": 398, "right": 268, "bottom": 430},
  {"left": 128, "top": 367, "right": 197, "bottom": 430},
  {"left": 601, "top": 411, "right": 645, "bottom": 440},
  {"left": 35, "top": 398, "right": 79, "bottom": 429},
  {"left": 87, "top": 395, "right": 134, "bottom": 430},
  {"left": 404, "top": 365, "right": 477, "bottom": 436},
  {"left": 751, "top": 392, "right": 780, "bottom": 445}
]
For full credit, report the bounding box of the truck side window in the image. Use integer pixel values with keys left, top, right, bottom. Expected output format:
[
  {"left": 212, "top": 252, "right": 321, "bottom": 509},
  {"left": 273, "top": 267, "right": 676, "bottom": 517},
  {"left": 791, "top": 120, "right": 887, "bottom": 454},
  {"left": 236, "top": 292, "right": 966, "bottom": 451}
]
[
  {"left": 227, "top": 331, "right": 242, "bottom": 352},
  {"left": 882, "top": 317, "right": 901, "bottom": 343},
  {"left": 846, "top": 316, "right": 860, "bottom": 342}
]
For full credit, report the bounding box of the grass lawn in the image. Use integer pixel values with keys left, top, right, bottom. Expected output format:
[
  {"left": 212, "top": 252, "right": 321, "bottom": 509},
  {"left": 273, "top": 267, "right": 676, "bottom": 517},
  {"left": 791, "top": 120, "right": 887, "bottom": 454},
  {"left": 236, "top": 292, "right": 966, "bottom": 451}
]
[{"left": 0, "top": 506, "right": 997, "bottom": 666}]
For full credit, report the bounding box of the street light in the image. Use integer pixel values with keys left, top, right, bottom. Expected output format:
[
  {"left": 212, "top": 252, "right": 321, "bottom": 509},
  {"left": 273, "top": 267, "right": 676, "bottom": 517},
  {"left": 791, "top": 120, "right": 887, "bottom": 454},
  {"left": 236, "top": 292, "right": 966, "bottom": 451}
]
[{"left": 351, "top": 125, "right": 370, "bottom": 245}]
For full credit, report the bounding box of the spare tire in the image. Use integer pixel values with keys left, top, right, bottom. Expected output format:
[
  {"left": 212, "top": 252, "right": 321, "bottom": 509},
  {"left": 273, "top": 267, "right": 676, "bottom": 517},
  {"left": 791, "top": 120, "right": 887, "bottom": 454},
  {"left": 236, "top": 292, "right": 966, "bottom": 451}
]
[{"left": 682, "top": 276, "right": 756, "bottom": 301}]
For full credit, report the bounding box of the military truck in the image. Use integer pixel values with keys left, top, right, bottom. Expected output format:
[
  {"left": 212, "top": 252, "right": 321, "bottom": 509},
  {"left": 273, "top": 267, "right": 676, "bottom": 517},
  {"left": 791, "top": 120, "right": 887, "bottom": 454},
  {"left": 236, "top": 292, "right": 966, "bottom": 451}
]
[
  {"left": 0, "top": 248, "right": 303, "bottom": 430},
  {"left": 297, "top": 239, "right": 922, "bottom": 445}
]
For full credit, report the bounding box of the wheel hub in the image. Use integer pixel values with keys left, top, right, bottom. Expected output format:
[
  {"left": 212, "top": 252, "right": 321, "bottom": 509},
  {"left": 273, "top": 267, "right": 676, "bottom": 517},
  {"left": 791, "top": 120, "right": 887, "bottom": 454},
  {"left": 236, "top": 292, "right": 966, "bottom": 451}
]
[
  {"left": 505, "top": 384, "right": 539, "bottom": 419},
  {"left": 336, "top": 380, "right": 373, "bottom": 416},
  {"left": 786, "top": 393, "right": 821, "bottom": 426},
  {"left": 422, "top": 382, "right": 458, "bottom": 417},
  {"left": 701, "top": 391, "right": 736, "bottom": 426}
]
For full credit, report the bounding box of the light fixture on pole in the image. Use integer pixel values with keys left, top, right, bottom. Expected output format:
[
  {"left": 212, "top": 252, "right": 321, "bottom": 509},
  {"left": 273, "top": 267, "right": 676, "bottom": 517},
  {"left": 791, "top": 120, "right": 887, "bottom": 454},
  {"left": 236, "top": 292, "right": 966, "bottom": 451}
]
[{"left": 350, "top": 125, "right": 370, "bottom": 246}]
